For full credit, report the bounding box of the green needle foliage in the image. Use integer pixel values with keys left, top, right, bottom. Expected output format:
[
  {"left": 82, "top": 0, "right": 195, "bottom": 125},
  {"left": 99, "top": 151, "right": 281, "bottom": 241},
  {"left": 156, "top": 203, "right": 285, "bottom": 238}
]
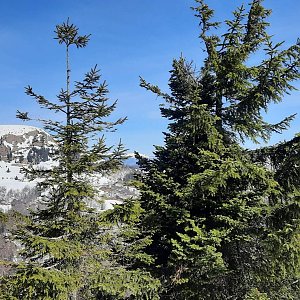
[
  {"left": 133, "top": 0, "right": 300, "bottom": 299},
  {"left": 0, "top": 21, "right": 159, "bottom": 299}
]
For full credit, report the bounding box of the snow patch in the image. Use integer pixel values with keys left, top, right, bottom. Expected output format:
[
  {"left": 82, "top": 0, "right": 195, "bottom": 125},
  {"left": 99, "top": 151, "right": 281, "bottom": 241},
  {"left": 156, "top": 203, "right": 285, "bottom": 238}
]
[{"left": 0, "top": 125, "right": 45, "bottom": 136}]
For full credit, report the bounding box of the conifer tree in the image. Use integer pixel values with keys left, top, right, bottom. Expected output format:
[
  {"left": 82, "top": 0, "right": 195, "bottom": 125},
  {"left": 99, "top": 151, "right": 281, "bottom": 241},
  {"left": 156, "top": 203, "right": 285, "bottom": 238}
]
[
  {"left": 134, "top": 0, "right": 300, "bottom": 299},
  {"left": 0, "top": 20, "right": 159, "bottom": 299}
]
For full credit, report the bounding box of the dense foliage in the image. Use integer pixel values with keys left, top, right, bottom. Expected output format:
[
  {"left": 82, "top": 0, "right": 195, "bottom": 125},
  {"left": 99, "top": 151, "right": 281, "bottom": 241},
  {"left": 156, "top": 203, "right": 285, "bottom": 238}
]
[{"left": 133, "top": 0, "right": 300, "bottom": 299}]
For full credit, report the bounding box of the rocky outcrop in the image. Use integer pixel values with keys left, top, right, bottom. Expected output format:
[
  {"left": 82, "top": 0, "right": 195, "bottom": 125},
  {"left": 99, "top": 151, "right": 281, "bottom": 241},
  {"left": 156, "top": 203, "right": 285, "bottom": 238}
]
[{"left": 0, "top": 125, "right": 55, "bottom": 164}]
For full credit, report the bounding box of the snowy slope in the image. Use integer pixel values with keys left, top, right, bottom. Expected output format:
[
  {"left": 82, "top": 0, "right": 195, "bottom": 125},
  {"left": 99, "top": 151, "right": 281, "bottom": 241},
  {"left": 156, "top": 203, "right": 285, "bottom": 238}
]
[{"left": 0, "top": 125, "right": 46, "bottom": 136}]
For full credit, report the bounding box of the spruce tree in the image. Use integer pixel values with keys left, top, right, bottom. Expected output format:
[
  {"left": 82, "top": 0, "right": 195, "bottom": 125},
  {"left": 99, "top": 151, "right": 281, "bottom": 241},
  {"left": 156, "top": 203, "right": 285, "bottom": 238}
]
[
  {"left": 134, "top": 0, "right": 300, "bottom": 299},
  {"left": 0, "top": 20, "right": 159, "bottom": 299}
]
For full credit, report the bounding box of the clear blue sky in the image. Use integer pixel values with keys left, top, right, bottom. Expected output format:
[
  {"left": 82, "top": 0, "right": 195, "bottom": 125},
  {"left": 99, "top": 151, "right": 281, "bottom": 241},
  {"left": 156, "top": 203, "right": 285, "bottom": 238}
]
[{"left": 0, "top": 0, "right": 300, "bottom": 155}]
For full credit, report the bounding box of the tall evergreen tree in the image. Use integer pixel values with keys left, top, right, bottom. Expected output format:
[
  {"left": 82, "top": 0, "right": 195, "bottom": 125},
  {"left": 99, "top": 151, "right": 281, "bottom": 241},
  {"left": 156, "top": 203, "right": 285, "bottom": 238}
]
[
  {"left": 134, "top": 0, "right": 300, "bottom": 299},
  {"left": 0, "top": 21, "right": 159, "bottom": 299}
]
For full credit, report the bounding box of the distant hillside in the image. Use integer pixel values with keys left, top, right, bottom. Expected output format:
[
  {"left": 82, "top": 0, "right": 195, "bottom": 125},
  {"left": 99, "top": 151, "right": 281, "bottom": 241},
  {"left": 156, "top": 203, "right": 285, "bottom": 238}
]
[{"left": 0, "top": 125, "right": 138, "bottom": 213}]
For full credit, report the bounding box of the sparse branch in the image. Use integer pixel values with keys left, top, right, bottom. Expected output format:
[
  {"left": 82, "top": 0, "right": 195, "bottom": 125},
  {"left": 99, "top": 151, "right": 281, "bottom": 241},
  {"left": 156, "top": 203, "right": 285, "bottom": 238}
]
[
  {"left": 25, "top": 86, "right": 66, "bottom": 113},
  {"left": 192, "top": 0, "right": 220, "bottom": 59},
  {"left": 54, "top": 19, "right": 90, "bottom": 48}
]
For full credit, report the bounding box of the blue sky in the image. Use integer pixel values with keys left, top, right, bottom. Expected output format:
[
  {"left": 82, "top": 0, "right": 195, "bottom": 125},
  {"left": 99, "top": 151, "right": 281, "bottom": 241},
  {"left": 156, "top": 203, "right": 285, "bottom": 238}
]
[{"left": 0, "top": 0, "right": 300, "bottom": 155}]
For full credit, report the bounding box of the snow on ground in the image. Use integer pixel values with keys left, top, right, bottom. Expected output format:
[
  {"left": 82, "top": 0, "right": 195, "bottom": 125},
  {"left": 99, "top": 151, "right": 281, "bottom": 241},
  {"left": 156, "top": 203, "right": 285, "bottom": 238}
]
[
  {"left": 0, "top": 161, "right": 35, "bottom": 190},
  {"left": 0, "top": 204, "right": 11, "bottom": 213},
  {"left": 35, "top": 160, "right": 58, "bottom": 170},
  {"left": 102, "top": 200, "right": 123, "bottom": 210},
  {"left": 0, "top": 179, "right": 35, "bottom": 191}
]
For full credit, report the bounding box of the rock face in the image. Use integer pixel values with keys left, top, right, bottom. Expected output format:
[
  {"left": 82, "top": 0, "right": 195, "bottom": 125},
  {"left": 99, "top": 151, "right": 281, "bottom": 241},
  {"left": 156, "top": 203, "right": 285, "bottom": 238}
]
[{"left": 0, "top": 125, "right": 55, "bottom": 164}]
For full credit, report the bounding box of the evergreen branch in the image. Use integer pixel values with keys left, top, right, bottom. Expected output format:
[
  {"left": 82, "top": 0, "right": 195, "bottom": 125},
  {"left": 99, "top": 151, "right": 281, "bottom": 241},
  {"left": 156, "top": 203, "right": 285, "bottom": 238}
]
[
  {"left": 54, "top": 18, "right": 90, "bottom": 48},
  {"left": 140, "top": 77, "right": 176, "bottom": 103},
  {"left": 16, "top": 110, "right": 30, "bottom": 121},
  {"left": 192, "top": 0, "right": 220, "bottom": 63},
  {"left": 25, "top": 86, "right": 66, "bottom": 113},
  {"left": 243, "top": 0, "right": 271, "bottom": 51}
]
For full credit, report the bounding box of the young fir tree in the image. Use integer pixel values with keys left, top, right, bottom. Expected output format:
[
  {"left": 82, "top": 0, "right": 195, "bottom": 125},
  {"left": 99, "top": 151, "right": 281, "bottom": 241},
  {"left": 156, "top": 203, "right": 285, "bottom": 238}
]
[
  {"left": 0, "top": 21, "right": 159, "bottom": 299},
  {"left": 134, "top": 0, "right": 300, "bottom": 299}
]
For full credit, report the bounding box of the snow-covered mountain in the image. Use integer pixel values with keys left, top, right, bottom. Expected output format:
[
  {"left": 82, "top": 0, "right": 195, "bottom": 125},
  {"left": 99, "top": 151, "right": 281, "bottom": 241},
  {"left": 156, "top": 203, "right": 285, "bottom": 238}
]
[
  {"left": 0, "top": 125, "right": 55, "bottom": 163},
  {"left": 0, "top": 125, "right": 138, "bottom": 213},
  {"left": 0, "top": 125, "right": 55, "bottom": 192}
]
